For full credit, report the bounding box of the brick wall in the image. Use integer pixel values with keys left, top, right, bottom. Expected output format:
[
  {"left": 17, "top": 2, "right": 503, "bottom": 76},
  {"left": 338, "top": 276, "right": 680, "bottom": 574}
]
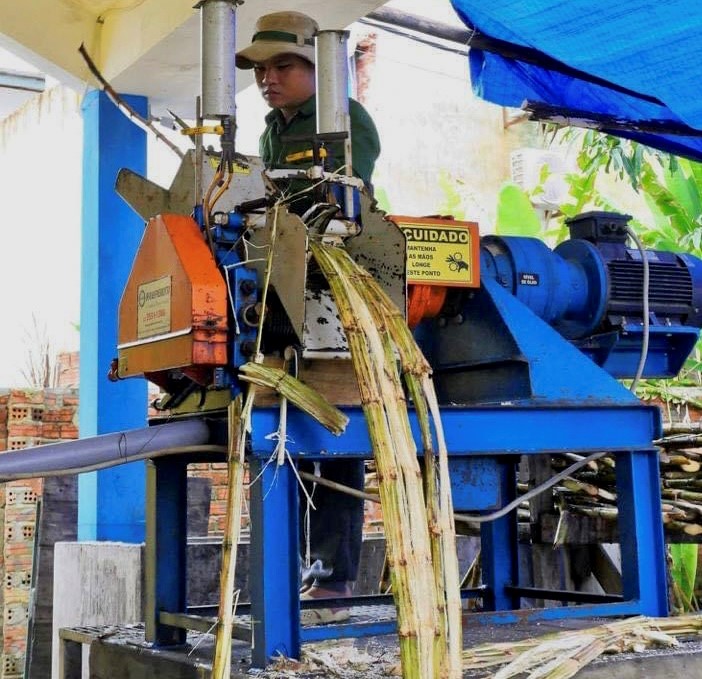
[
  {"left": 189, "top": 462, "right": 231, "bottom": 535},
  {"left": 55, "top": 352, "right": 79, "bottom": 390},
  {"left": 0, "top": 389, "right": 78, "bottom": 678}
]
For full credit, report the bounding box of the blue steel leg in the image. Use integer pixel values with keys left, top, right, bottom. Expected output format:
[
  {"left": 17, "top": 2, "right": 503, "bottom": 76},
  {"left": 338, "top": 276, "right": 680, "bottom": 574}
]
[
  {"left": 145, "top": 459, "right": 187, "bottom": 645},
  {"left": 480, "top": 457, "right": 520, "bottom": 611},
  {"left": 616, "top": 449, "right": 668, "bottom": 616},
  {"left": 250, "top": 459, "right": 300, "bottom": 666}
]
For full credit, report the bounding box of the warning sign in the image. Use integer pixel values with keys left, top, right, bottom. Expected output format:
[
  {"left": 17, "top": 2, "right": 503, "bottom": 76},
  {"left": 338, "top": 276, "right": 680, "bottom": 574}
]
[
  {"left": 394, "top": 217, "right": 480, "bottom": 287},
  {"left": 137, "top": 276, "right": 172, "bottom": 339},
  {"left": 208, "top": 156, "right": 251, "bottom": 174}
]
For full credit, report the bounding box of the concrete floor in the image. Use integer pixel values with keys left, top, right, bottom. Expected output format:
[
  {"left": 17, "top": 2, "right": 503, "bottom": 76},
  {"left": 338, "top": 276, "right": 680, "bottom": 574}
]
[{"left": 75, "top": 611, "right": 702, "bottom": 678}]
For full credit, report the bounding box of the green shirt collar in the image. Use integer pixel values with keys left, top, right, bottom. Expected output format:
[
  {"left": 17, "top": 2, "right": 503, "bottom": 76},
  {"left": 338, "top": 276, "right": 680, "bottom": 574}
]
[{"left": 264, "top": 95, "right": 316, "bottom": 129}]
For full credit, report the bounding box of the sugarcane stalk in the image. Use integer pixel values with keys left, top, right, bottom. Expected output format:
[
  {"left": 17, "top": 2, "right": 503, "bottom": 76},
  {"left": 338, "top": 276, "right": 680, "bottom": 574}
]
[
  {"left": 561, "top": 477, "right": 616, "bottom": 502},
  {"left": 352, "top": 262, "right": 447, "bottom": 671},
  {"left": 664, "top": 488, "right": 702, "bottom": 503},
  {"left": 665, "top": 498, "right": 702, "bottom": 518},
  {"left": 328, "top": 243, "right": 462, "bottom": 677},
  {"left": 665, "top": 455, "right": 701, "bottom": 473},
  {"left": 661, "top": 509, "right": 692, "bottom": 523},
  {"left": 212, "top": 398, "right": 244, "bottom": 679},
  {"left": 566, "top": 505, "right": 619, "bottom": 520},
  {"left": 663, "top": 422, "right": 702, "bottom": 435},
  {"left": 659, "top": 434, "right": 702, "bottom": 447},
  {"left": 398, "top": 368, "right": 447, "bottom": 671},
  {"left": 465, "top": 615, "right": 702, "bottom": 678},
  {"left": 311, "top": 242, "right": 439, "bottom": 677},
  {"left": 423, "top": 373, "right": 463, "bottom": 678},
  {"left": 667, "top": 521, "right": 702, "bottom": 535},
  {"left": 238, "top": 362, "right": 348, "bottom": 434},
  {"left": 664, "top": 478, "right": 702, "bottom": 489},
  {"left": 663, "top": 470, "right": 699, "bottom": 480}
]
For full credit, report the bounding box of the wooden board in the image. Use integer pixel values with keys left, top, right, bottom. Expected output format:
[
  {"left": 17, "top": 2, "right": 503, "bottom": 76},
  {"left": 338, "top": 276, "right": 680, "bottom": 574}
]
[{"left": 254, "top": 356, "right": 361, "bottom": 407}]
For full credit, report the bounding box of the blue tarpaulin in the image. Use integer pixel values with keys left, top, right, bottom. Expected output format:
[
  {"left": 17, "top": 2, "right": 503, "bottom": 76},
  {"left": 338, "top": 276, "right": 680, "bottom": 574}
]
[{"left": 450, "top": 0, "right": 702, "bottom": 160}]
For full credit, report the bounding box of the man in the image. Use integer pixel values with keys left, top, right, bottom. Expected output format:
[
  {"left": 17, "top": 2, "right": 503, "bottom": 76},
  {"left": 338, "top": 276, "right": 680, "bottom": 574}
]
[
  {"left": 236, "top": 10, "right": 380, "bottom": 188},
  {"left": 236, "top": 11, "right": 381, "bottom": 622}
]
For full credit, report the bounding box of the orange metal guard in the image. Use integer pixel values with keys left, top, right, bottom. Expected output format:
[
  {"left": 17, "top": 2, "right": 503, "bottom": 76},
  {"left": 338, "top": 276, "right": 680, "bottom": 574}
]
[
  {"left": 117, "top": 214, "right": 228, "bottom": 386},
  {"left": 407, "top": 284, "right": 448, "bottom": 328}
]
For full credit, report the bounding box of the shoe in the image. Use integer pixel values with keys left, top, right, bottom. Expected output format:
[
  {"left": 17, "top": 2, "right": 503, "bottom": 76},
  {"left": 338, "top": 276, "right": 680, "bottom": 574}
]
[
  {"left": 300, "top": 583, "right": 352, "bottom": 625},
  {"left": 300, "top": 605, "right": 350, "bottom": 624}
]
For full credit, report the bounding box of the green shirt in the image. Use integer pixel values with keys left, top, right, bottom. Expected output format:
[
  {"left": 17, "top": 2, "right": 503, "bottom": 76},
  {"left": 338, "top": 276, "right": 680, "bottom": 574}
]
[{"left": 259, "top": 96, "right": 380, "bottom": 185}]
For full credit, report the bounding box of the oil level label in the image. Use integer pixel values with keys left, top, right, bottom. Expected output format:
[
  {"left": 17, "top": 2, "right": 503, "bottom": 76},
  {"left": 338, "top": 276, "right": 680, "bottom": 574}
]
[
  {"left": 519, "top": 272, "right": 540, "bottom": 286},
  {"left": 137, "top": 276, "right": 172, "bottom": 339},
  {"left": 395, "top": 218, "right": 480, "bottom": 287}
]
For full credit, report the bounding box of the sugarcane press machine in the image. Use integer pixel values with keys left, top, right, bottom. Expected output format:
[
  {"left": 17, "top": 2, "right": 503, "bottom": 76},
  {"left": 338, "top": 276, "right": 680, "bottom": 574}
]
[{"left": 111, "top": 0, "right": 702, "bottom": 668}]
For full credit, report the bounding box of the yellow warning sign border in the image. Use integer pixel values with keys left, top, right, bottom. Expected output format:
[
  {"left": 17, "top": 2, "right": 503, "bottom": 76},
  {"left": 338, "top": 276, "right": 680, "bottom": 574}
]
[{"left": 391, "top": 215, "right": 481, "bottom": 288}]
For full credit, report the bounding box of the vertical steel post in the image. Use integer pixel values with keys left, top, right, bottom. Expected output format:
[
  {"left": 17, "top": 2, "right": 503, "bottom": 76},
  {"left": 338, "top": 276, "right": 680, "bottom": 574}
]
[
  {"left": 315, "top": 29, "right": 355, "bottom": 217},
  {"left": 249, "top": 459, "right": 300, "bottom": 666},
  {"left": 145, "top": 459, "right": 188, "bottom": 646},
  {"left": 616, "top": 449, "right": 668, "bottom": 615},
  {"left": 197, "top": 0, "right": 237, "bottom": 216},
  {"left": 200, "top": 0, "right": 237, "bottom": 119},
  {"left": 481, "top": 457, "right": 521, "bottom": 611},
  {"left": 79, "top": 89, "right": 148, "bottom": 542}
]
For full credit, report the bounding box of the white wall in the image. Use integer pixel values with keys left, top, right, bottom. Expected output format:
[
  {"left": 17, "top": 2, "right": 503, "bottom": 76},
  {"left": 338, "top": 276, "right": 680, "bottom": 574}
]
[{"left": 0, "top": 86, "right": 83, "bottom": 386}]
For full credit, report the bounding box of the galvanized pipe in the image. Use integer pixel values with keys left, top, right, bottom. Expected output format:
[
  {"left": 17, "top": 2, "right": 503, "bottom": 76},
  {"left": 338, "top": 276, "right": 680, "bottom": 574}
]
[
  {"left": 315, "top": 30, "right": 350, "bottom": 137},
  {"left": 315, "top": 30, "right": 355, "bottom": 218},
  {"left": 0, "top": 419, "right": 214, "bottom": 481},
  {"left": 200, "top": 0, "right": 237, "bottom": 119}
]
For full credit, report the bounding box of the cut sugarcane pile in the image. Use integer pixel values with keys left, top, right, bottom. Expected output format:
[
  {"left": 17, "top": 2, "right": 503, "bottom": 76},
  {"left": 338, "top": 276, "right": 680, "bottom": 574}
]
[
  {"left": 462, "top": 614, "right": 702, "bottom": 679},
  {"left": 531, "top": 434, "right": 702, "bottom": 539}
]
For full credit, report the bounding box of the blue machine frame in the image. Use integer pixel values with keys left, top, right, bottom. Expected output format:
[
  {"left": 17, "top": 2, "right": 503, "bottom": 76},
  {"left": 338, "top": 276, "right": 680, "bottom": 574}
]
[
  {"left": 143, "top": 270, "right": 668, "bottom": 667},
  {"left": 144, "top": 401, "right": 665, "bottom": 665},
  {"left": 133, "top": 183, "right": 683, "bottom": 666}
]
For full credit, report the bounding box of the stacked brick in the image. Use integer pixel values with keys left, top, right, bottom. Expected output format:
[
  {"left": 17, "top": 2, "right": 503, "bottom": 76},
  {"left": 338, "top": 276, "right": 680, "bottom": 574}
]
[
  {"left": 188, "top": 462, "right": 230, "bottom": 535},
  {"left": 0, "top": 389, "right": 78, "bottom": 678},
  {"left": 54, "top": 352, "right": 79, "bottom": 390}
]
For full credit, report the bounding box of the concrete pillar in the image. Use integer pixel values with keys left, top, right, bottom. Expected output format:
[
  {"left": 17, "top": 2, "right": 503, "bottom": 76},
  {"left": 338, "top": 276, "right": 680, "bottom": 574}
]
[
  {"left": 78, "top": 90, "right": 148, "bottom": 542},
  {"left": 51, "top": 542, "right": 143, "bottom": 679}
]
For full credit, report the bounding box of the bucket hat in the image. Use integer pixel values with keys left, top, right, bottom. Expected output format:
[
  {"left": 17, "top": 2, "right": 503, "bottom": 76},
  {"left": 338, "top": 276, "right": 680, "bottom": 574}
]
[{"left": 236, "top": 11, "right": 318, "bottom": 69}]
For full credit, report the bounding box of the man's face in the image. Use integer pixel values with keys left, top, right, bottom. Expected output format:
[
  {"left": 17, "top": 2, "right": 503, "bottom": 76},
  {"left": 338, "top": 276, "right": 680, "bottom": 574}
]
[{"left": 253, "top": 54, "right": 315, "bottom": 111}]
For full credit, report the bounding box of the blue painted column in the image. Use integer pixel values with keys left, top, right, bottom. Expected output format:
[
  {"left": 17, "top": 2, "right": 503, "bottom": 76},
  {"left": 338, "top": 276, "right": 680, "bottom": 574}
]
[
  {"left": 78, "top": 89, "right": 148, "bottom": 542},
  {"left": 616, "top": 450, "right": 669, "bottom": 616},
  {"left": 145, "top": 459, "right": 188, "bottom": 645},
  {"left": 481, "top": 457, "right": 520, "bottom": 611},
  {"left": 250, "top": 459, "right": 301, "bottom": 666}
]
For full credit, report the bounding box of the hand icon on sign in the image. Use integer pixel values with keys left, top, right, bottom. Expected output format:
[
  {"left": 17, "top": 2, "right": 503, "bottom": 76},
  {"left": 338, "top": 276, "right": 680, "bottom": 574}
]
[{"left": 446, "top": 252, "right": 469, "bottom": 273}]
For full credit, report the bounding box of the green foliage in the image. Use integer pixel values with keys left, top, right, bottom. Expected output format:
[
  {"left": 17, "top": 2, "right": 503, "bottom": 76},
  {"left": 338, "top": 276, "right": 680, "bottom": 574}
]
[
  {"left": 372, "top": 185, "right": 392, "bottom": 213},
  {"left": 495, "top": 183, "right": 542, "bottom": 236},
  {"left": 436, "top": 171, "right": 466, "bottom": 220},
  {"left": 670, "top": 544, "right": 698, "bottom": 612},
  {"left": 637, "top": 161, "right": 702, "bottom": 252},
  {"left": 558, "top": 127, "right": 678, "bottom": 190}
]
